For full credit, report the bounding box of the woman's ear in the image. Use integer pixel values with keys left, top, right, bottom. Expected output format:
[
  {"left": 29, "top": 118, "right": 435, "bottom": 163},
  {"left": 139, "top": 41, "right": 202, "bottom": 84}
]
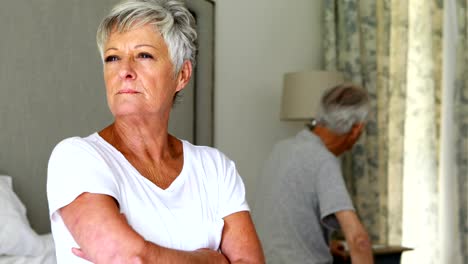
[{"left": 175, "top": 60, "right": 192, "bottom": 92}]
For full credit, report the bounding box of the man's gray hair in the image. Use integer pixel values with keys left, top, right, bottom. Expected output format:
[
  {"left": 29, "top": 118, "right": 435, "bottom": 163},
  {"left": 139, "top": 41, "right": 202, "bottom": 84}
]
[
  {"left": 316, "top": 83, "right": 370, "bottom": 134},
  {"left": 96, "top": 0, "right": 197, "bottom": 76}
]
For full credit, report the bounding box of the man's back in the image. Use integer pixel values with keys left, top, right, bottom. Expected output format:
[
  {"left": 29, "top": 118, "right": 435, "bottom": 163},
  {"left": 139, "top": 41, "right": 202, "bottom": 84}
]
[{"left": 253, "top": 129, "right": 354, "bottom": 264}]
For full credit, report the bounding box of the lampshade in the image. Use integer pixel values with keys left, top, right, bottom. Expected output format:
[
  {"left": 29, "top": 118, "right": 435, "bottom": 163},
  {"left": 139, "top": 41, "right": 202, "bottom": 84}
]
[{"left": 280, "top": 70, "right": 345, "bottom": 121}]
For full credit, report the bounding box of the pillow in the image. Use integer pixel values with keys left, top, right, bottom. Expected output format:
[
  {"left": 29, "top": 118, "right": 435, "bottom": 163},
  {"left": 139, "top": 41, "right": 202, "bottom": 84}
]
[{"left": 0, "top": 175, "right": 45, "bottom": 256}]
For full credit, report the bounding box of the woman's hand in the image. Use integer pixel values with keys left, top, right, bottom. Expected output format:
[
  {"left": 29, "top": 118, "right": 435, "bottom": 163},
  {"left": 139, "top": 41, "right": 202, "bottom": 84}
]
[
  {"left": 71, "top": 247, "right": 89, "bottom": 262},
  {"left": 70, "top": 213, "right": 133, "bottom": 262},
  {"left": 72, "top": 246, "right": 229, "bottom": 264},
  {"left": 62, "top": 194, "right": 239, "bottom": 263},
  {"left": 194, "top": 248, "right": 229, "bottom": 264},
  {"left": 72, "top": 247, "right": 230, "bottom": 264},
  {"left": 72, "top": 247, "right": 229, "bottom": 264},
  {"left": 60, "top": 193, "right": 150, "bottom": 263}
]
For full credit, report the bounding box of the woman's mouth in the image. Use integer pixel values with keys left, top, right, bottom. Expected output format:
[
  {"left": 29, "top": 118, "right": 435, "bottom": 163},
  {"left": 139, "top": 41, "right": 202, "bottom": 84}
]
[{"left": 117, "top": 89, "right": 139, "bottom": 94}]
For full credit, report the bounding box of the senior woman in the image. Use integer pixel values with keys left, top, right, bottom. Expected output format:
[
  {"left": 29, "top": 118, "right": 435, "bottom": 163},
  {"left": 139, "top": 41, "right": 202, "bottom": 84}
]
[{"left": 46, "top": 0, "right": 264, "bottom": 263}]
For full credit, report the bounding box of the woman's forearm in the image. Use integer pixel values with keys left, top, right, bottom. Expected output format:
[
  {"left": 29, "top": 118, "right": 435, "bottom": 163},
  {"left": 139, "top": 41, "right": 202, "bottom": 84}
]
[
  {"left": 61, "top": 193, "right": 228, "bottom": 264},
  {"left": 74, "top": 242, "right": 229, "bottom": 264},
  {"left": 138, "top": 242, "right": 229, "bottom": 264}
]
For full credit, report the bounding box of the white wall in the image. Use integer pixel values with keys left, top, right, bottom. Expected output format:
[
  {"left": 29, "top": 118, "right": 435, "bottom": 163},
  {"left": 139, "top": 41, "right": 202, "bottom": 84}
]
[{"left": 214, "top": 0, "right": 323, "bottom": 205}]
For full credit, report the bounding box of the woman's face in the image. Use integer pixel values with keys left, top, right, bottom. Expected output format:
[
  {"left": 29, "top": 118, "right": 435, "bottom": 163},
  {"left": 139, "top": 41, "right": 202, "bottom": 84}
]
[{"left": 103, "top": 24, "right": 190, "bottom": 119}]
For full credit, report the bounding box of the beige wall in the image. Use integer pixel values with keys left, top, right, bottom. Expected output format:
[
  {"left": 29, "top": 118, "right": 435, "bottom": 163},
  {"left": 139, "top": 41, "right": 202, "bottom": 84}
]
[{"left": 214, "top": 0, "right": 323, "bottom": 205}]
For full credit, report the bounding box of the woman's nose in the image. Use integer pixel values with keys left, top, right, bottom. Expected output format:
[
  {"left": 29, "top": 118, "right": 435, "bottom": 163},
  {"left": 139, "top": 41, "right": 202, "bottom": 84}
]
[{"left": 119, "top": 59, "right": 136, "bottom": 80}]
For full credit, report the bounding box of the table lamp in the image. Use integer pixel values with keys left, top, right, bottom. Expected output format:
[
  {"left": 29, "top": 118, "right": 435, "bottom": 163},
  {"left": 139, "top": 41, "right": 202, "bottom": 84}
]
[{"left": 280, "top": 70, "right": 345, "bottom": 127}]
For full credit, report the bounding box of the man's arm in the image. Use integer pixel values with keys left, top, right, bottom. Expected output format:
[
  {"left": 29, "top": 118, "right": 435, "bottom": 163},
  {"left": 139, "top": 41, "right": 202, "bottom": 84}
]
[
  {"left": 220, "top": 211, "right": 265, "bottom": 264},
  {"left": 335, "top": 210, "right": 373, "bottom": 264},
  {"left": 60, "top": 192, "right": 228, "bottom": 264}
]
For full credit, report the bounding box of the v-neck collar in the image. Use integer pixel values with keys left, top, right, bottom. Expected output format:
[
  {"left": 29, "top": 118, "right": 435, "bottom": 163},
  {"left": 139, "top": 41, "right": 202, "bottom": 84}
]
[{"left": 92, "top": 132, "right": 188, "bottom": 193}]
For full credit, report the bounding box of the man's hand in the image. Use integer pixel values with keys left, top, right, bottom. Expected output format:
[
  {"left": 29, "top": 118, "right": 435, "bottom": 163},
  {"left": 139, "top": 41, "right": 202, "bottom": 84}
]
[{"left": 330, "top": 240, "right": 349, "bottom": 261}]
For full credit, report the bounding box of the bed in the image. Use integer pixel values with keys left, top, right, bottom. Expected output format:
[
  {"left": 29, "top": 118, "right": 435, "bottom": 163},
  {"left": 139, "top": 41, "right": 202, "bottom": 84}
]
[{"left": 0, "top": 176, "right": 56, "bottom": 264}]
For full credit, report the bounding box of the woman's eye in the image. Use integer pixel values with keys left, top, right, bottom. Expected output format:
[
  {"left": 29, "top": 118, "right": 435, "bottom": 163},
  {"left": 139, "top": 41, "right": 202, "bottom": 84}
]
[
  {"left": 138, "top": 53, "right": 154, "bottom": 59},
  {"left": 104, "top": 55, "right": 119, "bottom": 62}
]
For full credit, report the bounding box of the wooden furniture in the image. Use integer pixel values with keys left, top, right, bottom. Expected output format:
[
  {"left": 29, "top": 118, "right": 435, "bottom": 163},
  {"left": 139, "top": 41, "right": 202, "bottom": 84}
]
[{"left": 333, "top": 245, "right": 412, "bottom": 264}]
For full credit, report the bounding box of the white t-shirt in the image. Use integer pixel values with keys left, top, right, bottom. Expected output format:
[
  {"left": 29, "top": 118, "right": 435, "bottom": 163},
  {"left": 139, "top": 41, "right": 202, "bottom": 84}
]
[{"left": 47, "top": 133, "right": 249, "bottom": 263}]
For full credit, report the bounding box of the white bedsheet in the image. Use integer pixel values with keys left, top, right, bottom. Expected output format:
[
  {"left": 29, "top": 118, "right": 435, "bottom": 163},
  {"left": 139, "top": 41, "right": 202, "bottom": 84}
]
[{"left": 0, "top": 234, "right": 56, "bottom": 264}]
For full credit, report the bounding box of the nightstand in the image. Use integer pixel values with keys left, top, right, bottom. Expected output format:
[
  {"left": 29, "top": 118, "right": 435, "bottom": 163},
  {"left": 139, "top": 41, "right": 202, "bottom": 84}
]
[{"left": 333, "top": 245, "right": 412, "bottom": 264}]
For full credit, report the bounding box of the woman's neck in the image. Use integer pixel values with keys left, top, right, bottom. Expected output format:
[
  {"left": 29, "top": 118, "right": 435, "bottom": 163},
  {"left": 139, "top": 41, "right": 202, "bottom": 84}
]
[{"left": 99, "top": 115, "right": 177, "bottom": 161}]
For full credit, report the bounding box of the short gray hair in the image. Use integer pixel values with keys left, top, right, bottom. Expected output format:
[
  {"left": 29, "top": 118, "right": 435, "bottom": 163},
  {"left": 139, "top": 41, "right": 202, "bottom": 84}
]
[
  {"left": 96, "top": 0, "right": 197, "bottom": 75},
  {"left": 317, "top": 83, "right": 370, "bottom": 134}
]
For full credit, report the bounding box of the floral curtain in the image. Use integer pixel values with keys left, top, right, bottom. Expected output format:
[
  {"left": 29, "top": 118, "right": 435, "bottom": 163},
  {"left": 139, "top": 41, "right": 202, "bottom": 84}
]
[
  {"left": 323, "top": 0, "right": 466, "bottom": 263},
  {"left": 455, "top": 0, "right": 468, "bottom": 262}
]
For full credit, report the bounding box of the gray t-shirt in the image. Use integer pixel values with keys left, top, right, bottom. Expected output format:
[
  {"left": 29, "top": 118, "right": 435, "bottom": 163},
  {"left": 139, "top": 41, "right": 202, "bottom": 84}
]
[{"left": 252, "top": 129, "right": 354, "bottom": 264}]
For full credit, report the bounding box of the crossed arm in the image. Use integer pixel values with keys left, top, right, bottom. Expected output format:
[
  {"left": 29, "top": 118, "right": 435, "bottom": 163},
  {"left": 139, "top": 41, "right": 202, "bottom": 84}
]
[{"left": 60, "top": 193, "right": 265, "bottom": 264}]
